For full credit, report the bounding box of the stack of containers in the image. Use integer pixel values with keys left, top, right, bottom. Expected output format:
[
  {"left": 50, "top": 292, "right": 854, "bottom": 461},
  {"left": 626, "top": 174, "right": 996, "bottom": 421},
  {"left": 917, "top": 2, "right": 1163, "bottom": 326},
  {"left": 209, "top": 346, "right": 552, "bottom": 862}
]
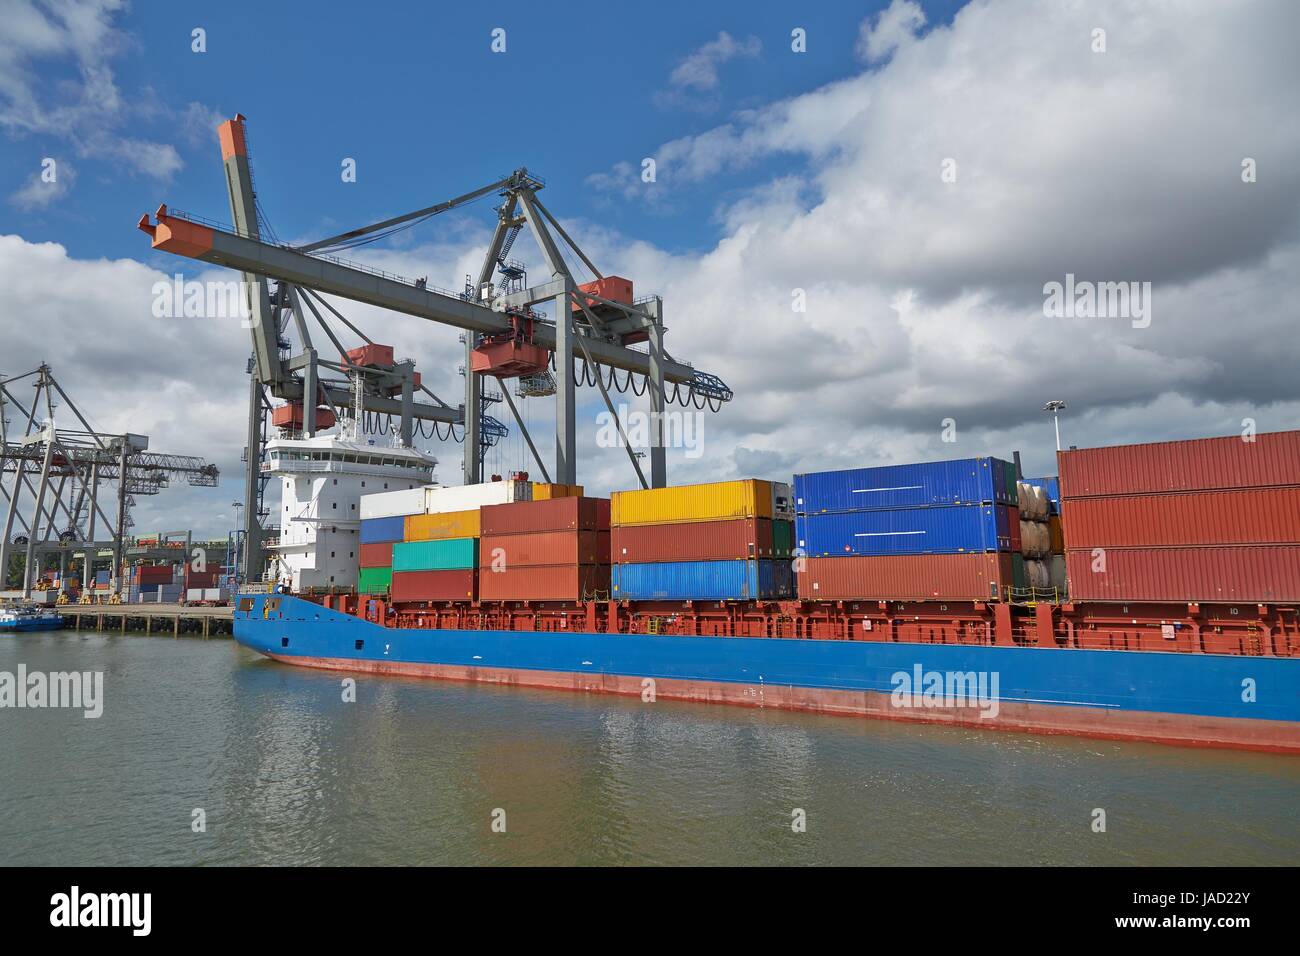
[
  {"left": 610, "top": 479, "right": 794, "bottom": 600},
  {"left": 358, "top": 486, "right": 424, "bottom": 595},
  {"left": 361, "top": 479, "right": 533, "bottom": 602},
  {"left": 794, "top": 457, "right": 1021, "bottom": 601},
  {"left": 1059, "top": 431, "right": 1300, "bottom": 603},
  {"left": 1023, "top": 476, "right": 1066, "bottom": 592},
  {"left": 128, "top": 564, "right": 182, "bottom": 603},
  {"left": 479, "top": 497, "right": 611, "bottom": 600}
]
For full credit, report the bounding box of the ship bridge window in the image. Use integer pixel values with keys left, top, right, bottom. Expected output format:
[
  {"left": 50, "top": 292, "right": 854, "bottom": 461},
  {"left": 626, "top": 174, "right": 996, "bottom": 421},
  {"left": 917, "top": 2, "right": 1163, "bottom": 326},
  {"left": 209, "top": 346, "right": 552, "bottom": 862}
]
[{"left": 344, "top": 454, "right": 358, "bottom": 463}]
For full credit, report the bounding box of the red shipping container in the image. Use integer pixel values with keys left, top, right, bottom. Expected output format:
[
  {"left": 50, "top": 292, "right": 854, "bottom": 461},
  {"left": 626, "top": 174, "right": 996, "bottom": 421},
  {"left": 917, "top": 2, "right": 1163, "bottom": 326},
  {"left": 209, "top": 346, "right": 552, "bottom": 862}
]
[
  {"left": 345, "top": 343, "right": 395, "bottom": 368},
  {"left": 1059, "top": 430, "right": 1300, "bottom": 497},
  {"left": 612, "top": 518, "right": 775, "bottom": 563},
  {"left": 1007, "top": 507, "right": 1022, "bottom": 553},
  {"left": 796, "top": 553, "right": 1012, "bottom": 602},
  {"left": 480, "top": 530, "right": 607, "bottom": 567},
  {"left": 1065, "top": 545, "right": 1300, "bottom": 603},
  {"left": 135, "top": 565, "right": 173, "bottom": 583},
  {"left": 185, "top": 569, "right": 219, "bottom": 586},
  {"left": 391, "top": 569, "right": 477, "bottom": 602},
  {"left": 1061, "top": 487, "right": 1300, "bottom": 548},
  {"left": 359, "top": 542, "right": 394, "bottom": 568},
  {"left": 480, "top": 496, "right": 610, "bottom": 535},
  {"left": 479, "top": 564, "right": 611, "bottom": 602}
]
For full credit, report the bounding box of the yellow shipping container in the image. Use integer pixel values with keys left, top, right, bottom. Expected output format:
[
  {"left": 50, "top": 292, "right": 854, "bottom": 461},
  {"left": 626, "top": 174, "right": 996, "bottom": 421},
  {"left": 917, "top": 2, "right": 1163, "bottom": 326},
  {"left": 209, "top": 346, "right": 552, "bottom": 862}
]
[
  {"left": 611, "top": 479, "right": 773, "bottom": 527},
  {"left": 405, "top": 509, "right": 481, "bottom": 541},
  {"left": 532, "top": 483, "right": 585, "bottom": 500}
]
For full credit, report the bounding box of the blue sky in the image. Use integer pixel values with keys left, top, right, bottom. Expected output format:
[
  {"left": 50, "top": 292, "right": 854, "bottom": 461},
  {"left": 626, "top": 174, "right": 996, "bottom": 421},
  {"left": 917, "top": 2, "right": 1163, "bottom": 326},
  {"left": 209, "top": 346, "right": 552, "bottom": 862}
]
[{"left": 1, "top": 0, "right": 960, "bottom": 259}]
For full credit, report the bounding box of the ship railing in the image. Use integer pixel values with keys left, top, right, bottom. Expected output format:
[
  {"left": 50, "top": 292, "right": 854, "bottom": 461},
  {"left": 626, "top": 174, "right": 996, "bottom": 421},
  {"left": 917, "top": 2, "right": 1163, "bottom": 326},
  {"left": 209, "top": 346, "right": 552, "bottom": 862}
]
[{"left": 1004, "top": 585, "right": 1067, "bottom": 607}]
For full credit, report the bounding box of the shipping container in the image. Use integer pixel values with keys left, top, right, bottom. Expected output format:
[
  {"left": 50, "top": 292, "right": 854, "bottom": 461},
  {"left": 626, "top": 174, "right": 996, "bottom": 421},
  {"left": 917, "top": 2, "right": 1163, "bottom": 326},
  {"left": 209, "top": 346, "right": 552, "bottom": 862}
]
[
  {"left": 480, "top": 497, "right": 610, "bottom": 535},
  {"left": 611, "top": 479, "right": 773, "bottom": 527},
  {"left": 1058, "top": 430, "right": 1300, "bottom": 497},
  {"left": 612, "top": 559, "right": 792, "bottom": 601},
  {"left": 358, "top": 566, "right": 393, "bottom": 594},
  {"left": 359, "top": 487, "right": 427, "bottom": 520},
  {"left": 479, "top": 530, "right": 607, "bottom": 567},
  {"left": 393, "top": 538, "right": 479, "bottom": 571},
  {"left": 359, "top": 542, "right": 394, "bottom": 568},
  {"left": 795, "top": 503, "right": 1012, "bottom": 556},
  {"left": 1064, "top": 545, "right": 1300, "bottom": 603},
  {"left": 611, "top": 518, "right": 774, "bottom": 563},
  {"left": 424, "top": 480, "right": 531, "bottom": 514},
  {"left": 405, "top": 509, "right": 481, "bottom": 541},
  {"left": 773, "top": 519, "right": 794, "bottom": 559},
  {"left": 391, "top": 569, "right": 476, "bottom": 602},
  {"left": 360, "top": 516, "right": 406, "bottom": 544},
  {"left": 796, "top": 552, "right": 1014, "bottom": 602},
  {"left": 794, "top": 457, "right": 1016, "bottom": 513},
  {"left": 1060, "top": 486, "right": 1300, "bottom": 548},
  {"left": 770, "top": 481, "right": 795, "bottom": 520},
  {"left": 531, "top": 482, "right": 584, "bottom": 500},
  {"left": 479, "top": 564, "right": 611, "bottom": 602},
  {"left": 1048, "top": 515, "right": 1065, "bottom": 553}
]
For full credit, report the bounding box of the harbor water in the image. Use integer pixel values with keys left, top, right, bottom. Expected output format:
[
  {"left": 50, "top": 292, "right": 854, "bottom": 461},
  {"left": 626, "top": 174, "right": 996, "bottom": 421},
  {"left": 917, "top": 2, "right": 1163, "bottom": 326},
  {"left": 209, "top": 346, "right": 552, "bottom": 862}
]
[{"left": 2, "top": 630, "right": 1298, "bottom": 866}]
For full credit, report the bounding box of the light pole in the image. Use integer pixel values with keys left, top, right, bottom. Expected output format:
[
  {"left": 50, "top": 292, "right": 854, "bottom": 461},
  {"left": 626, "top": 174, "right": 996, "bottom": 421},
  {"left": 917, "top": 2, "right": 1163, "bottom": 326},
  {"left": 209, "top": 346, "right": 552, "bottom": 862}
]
[
  {"left": 1044, "top": 400, "right": 1067, "bottom": 452},
  {"left": 231, "top": 502, "right": 244, "bottom": 584}
]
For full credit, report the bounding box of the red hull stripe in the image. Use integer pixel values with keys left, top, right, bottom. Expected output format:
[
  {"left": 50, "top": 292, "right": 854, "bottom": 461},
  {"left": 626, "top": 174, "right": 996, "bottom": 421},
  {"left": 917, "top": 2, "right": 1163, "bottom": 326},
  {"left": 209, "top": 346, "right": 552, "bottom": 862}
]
[{"left": 264, "top": 652, "right": 1300, "bottom": 754}]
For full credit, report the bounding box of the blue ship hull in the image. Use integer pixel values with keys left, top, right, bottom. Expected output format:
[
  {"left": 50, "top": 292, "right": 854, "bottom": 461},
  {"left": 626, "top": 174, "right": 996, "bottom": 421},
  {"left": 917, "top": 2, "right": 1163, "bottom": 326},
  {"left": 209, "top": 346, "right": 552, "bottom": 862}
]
[
  {"left": 0, "top": 617, "right": 65, "bottom": 632},
  {"left": 234, "top": 595, "right": 1300, "bottom": 753}
]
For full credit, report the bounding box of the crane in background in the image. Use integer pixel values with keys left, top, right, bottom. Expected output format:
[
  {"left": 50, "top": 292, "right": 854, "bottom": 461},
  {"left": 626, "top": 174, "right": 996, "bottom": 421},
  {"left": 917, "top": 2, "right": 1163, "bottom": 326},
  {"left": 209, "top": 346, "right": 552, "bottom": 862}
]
[
  {"left": 0, "top": 364, "right": 219, "bottom": 599},
  {"left": 138, "top": 113, "right": 733, "bottom": 584}
]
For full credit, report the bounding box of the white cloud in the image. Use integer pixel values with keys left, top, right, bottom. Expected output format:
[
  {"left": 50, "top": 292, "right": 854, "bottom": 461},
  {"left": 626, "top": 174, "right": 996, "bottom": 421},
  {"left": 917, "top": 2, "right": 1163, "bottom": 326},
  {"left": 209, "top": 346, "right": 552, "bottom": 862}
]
[
  {"left": 857, "top": 0, "right": 927, "bottom": 63},
  {"left": 667, "top": 31, "right": 762, "bottom": 92},
  {"left": 8, "top": 159, "right": 75, "bottom": 209},
  {"left": 0, "top": 0, "right": 189, "bottom": 185}
]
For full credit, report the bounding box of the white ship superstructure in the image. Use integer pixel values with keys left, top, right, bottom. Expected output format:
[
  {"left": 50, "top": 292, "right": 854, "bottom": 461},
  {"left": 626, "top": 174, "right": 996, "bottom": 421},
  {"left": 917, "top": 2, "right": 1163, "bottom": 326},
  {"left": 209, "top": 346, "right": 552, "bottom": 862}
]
[{"left": 263, "top": 433, "right": 435, "bottom": 591}]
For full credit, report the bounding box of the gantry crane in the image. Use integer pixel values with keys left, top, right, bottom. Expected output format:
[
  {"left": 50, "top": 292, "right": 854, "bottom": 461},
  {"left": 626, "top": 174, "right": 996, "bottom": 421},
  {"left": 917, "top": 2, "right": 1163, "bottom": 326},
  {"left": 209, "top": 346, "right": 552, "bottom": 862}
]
[
  {"left": 0, "top": 365, "right": 219, "bottom": 598},
  {"left": 138, "top": 113, "right": 732, "bottom": 582}
]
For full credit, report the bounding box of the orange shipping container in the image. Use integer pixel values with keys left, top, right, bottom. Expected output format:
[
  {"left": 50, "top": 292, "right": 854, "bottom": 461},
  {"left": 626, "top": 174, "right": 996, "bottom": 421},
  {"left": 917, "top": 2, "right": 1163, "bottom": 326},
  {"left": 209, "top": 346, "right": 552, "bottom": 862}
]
[
  {"left": 1064, "top": 545, "right": 1300, "bottom": 603},
  {"left": 479, "top": 564, "right": 611, "bottom": 602},
  {"left": 405, "top": 509, "right": 481, "bottom": 541},
  {"left": 479, "top": 530, "right": 608, "bottom": 567},
  {"left": 797, "top": 553, "right": 1013, "bottom": 602},
  {"left": 1060, "top": 487, "right": 1300, "bottom": 548}
]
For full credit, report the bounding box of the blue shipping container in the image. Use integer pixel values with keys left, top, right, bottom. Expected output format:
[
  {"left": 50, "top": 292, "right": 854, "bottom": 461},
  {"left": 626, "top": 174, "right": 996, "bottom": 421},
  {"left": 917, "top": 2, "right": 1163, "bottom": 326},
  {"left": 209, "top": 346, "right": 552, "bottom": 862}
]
[
  {"left": 794, "top": 457, "right": 1016, "bottom": 513},
  {"left": 1023, "top": 476, "right": 1060, "bottom": 513},
  {"left": 360, "top": 515, "right": 406, "bottom": 544},
  {"left": 612, "top": 559, "right": 792, "bottom": 601},
  {"left": 796, "top": 504, "right": 1012, "bottom": 556}
]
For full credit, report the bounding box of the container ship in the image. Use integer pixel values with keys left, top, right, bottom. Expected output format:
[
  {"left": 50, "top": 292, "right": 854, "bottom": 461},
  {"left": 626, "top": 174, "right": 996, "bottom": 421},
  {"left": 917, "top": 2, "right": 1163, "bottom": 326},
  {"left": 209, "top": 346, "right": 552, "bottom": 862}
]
[{"left": 234, "top": 429, "right": 1300, "bottom": 755}]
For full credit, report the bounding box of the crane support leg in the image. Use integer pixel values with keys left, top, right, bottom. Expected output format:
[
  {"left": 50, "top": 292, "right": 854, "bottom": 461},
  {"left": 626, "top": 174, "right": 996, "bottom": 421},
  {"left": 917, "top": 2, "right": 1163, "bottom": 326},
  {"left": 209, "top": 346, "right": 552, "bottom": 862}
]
[
  {"left": 648, "top": 321, "right": 667, "bottom": 489},
  {"left": 555, "top": 293, "right": 576, "bottom": 485}
]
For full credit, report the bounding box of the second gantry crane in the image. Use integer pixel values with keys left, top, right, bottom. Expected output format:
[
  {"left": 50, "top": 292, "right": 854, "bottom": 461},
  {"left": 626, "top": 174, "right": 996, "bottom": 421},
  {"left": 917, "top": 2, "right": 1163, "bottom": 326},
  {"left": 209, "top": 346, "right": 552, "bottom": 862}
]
[{"left": 137, "top": 113, "right": 733, "bottom": 581}]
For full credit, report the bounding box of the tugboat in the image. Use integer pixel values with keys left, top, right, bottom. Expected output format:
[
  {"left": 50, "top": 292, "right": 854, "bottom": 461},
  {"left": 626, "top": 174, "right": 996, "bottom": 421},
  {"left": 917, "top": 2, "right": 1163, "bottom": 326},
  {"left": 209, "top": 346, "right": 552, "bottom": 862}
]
[{"left": 0, "top": 604, "right": 66, "bottom": 632}]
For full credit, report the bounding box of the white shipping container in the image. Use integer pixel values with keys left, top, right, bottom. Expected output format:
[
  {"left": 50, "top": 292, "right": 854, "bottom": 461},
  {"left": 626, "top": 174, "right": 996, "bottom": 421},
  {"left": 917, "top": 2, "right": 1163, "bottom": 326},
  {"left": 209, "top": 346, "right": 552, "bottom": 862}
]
[
  {"left": 770, "top": 481, "right": 795, "bottom": 520},
  {"left": 186, "top": 588, "right": 205, "bottom": 602},
  {"left": 360, "top": 487, "right": 427, "bottom": 520},
  {"left": 203, "top": 588, "right": 223, "bottom": 601},
  {"left": 424, "top": 480, "right": 531, "bottom": 515}
]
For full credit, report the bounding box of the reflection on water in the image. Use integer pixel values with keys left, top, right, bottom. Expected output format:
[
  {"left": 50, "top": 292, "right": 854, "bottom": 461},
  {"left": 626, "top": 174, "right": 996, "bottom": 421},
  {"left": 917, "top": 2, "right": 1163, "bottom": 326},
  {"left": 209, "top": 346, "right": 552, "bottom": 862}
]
[{"left": 1, "top": 631, "right": 1298, "bottom": 866}]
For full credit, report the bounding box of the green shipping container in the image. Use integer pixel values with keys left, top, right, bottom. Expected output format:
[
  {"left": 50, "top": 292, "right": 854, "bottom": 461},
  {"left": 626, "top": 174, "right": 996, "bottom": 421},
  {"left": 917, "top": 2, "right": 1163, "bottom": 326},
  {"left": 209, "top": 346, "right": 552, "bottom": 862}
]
[
  {"left": 359, "top": 566, "right": 392, "bottom": 593},
  {"left": 1011, "top": 553, "right": 1026, "bottom": 592},
  {"left": 1002, "top": 459, "right": 1019, "bottom": 506},
  {"left": 393, "top": 537, "right": 479, "bottom": 571},
  {"left": 772, "top": 519, "right": 794, "bottom": 558}
]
